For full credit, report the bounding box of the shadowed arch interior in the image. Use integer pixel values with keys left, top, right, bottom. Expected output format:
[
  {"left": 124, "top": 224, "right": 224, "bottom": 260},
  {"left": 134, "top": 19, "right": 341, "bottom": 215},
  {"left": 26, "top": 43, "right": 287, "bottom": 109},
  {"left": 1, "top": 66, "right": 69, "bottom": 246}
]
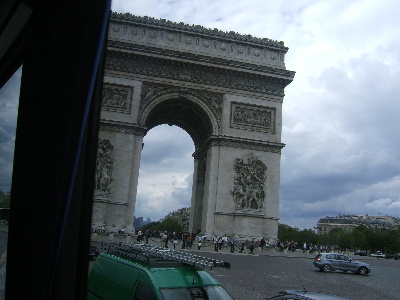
[{"left": 144, "top": 99, "right": 213, "bottom": 150}]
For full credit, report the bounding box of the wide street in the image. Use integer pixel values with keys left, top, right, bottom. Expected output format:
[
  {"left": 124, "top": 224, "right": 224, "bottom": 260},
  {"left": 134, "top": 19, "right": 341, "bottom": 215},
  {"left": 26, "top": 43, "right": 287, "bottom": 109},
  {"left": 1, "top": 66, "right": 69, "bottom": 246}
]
[
  {"left": 90, "top": 237, "right": 400, "bottom": 300},
  {"left": 203, "top": 250, "right": 400, "bottom": 300},
  {"left": 2, "top": 229, "right": 398, "bottom": 299}
]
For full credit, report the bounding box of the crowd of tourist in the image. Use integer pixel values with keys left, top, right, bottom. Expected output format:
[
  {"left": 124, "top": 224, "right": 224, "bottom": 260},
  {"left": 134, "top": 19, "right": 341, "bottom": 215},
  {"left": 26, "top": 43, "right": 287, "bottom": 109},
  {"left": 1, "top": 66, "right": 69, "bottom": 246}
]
[
  {"left": 95, "top": 228, "right": 335, "bottom": 255},
  {"left": 133, "top": 230, "right": 333, "bottom": 255}
]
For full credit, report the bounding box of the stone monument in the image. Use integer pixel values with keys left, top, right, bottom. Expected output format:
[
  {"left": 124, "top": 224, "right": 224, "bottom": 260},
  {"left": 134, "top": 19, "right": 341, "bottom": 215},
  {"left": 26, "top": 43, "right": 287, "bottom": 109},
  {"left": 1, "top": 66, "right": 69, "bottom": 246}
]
[{"left": 91, "top": 12, "right": 295, "bottom": 240}]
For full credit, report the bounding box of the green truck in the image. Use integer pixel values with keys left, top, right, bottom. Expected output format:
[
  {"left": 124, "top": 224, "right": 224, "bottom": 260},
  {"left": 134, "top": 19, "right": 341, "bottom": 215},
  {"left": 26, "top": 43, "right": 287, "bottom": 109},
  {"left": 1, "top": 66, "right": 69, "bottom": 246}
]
[{"left": 87, "top": 242, "right": 233, "bottom": 299}]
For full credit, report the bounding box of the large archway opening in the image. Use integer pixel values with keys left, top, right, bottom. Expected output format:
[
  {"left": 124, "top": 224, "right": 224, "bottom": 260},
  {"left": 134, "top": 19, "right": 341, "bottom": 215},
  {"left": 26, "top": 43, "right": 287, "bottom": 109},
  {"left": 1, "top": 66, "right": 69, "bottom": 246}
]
[
  {"left": 135, "top": 124, "right": 194, "bottom": 227},
  {"left": 135, "top": 97, "right": 215, "bottom": 231}
]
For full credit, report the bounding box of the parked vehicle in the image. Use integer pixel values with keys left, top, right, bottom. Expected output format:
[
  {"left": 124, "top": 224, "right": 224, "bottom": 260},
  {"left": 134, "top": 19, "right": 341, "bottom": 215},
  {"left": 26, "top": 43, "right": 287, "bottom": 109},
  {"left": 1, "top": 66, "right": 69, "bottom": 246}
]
[
  {"left": 393, "top": 253, "right": 400, "bottom": 260},
  {"left": 87, "top": 242, "right": 233, "bottom": 299},
  {"left": 370, "top": 251, "right": 385, "bottom": 258},
  {"left": 354, "top": 250, "right": 367, "bottom": 256},
  {"left": 313, "top": 253, "right": 371, "bottom": 275}
]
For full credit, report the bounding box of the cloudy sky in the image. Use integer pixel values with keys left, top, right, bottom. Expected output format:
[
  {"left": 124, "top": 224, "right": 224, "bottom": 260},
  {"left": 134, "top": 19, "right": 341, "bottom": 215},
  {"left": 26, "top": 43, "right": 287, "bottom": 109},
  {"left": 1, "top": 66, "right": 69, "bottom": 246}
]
[{"left": 1, "top": 0, "right": 399, "bottom": 229}]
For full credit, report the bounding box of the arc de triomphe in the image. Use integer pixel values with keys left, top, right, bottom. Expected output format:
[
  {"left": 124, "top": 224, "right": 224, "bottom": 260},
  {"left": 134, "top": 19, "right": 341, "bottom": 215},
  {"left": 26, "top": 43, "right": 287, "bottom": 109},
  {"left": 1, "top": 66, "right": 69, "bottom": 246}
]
[{"left": 91, "top": 12, "right": 295, "bottom": 240}]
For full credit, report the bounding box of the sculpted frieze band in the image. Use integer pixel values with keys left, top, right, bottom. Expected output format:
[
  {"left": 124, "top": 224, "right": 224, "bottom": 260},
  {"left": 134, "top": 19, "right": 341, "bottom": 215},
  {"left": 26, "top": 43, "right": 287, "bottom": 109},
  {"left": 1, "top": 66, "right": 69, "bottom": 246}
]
[
  {"left": 106, "top": 51, "right": 287, "bottom": 97},
  {"left": 102, "top": 83, "right": 133, "bottom": 113},
  {"left": 99, "top": 121, "right": 146, "bottom": 136},
  {"left": 111, "top": 13, "right": 286, "bottom": 49},
  {"left": 231, "top": 102, "right": 276, "bottom": 133},
  {"left": 110, "top": 13, "right": 287, "bottom": 69},
  {"left": 108, "top": 40, "right": 295, "bottom": 80}
]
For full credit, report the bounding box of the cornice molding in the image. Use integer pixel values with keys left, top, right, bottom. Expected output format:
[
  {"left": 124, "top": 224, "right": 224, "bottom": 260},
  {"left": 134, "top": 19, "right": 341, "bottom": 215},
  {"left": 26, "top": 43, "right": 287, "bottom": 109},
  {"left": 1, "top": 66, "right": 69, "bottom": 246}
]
[
  {"left": 193, "top": 135, "right": 285, "bottom": 159},
  {"left": 107, "top": 40, "right": 295, "bottom": 79},
  {"left": 106, "top": 50, "right": 290, "bottom": 97},
  {"left": 215, "top": 211, "right": 279, "bottom": 220},
  {"left": 111, "top": 12, "right": 287, "bottom": 50},
  {"left": 99, "top": 120, "right": 146, "bottom": 136}
]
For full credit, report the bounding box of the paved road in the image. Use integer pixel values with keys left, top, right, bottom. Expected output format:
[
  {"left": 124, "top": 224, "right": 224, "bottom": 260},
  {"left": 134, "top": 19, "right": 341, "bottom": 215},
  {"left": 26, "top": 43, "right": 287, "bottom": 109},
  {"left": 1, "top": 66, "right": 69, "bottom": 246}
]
[
  {"left": 91, "top": 237, "right": 400, "bottom": 300},
  {"left": 204, "top": 251, "right": 400, "bottom": 300}
]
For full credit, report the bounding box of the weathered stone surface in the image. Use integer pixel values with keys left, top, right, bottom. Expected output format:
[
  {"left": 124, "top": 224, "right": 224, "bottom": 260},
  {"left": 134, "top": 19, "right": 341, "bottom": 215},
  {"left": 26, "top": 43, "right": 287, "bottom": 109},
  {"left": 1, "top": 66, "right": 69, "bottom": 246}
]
[{"left": 91, "top": 12, "right": 294, "bottom": 240}]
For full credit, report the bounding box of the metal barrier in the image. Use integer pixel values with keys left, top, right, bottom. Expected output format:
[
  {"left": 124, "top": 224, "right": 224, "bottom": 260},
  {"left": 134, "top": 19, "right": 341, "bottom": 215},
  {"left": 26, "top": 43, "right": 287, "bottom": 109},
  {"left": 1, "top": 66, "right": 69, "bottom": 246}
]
[{"left": 103, "top": 242, "right": 231, "bottom": 270}]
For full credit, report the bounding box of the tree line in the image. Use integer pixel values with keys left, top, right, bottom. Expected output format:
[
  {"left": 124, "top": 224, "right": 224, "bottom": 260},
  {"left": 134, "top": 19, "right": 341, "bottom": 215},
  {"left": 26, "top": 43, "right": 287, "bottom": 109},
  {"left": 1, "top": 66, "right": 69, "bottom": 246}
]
[
  {"left": 139, "top": 217, "right": 183, "bottom": 233},
  {"left": 278, "top": 223, "right": 400, "bottom": 254}
]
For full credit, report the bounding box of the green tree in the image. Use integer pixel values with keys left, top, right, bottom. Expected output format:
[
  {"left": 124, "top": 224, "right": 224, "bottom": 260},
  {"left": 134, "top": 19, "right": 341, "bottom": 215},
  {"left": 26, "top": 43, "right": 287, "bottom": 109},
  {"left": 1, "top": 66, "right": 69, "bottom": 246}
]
[
  {"left": 0, "top": 190, "right": 11, "bottom": 208},
  {"left": 278, "top": 223, "right": 299, "bottom": 241},
  {"left": 159, "top": 217, "right": 182, "bottom": 232},
  {"left": 366, "top": 228, "right": 386, "bottom": 252},
  {"left": 350, "top": 225, "right": 368, "bottom": 250},
  {"left": 140, "top": 221, "right": 161, "bottom": 231},
  {"left": 386, "top": 228, "right": 400, "bottom": 253},
  {"left": 0, "top": 189, "right": 11, "bottom": 221},
  {"left": 278, "top": 223, "right": 318, "bottom": 244},
  {"left": 298, "top": 228, "right": 319, "bottom": 244},
  {"left": 324, "top": 228, "right": 346, "bottom": 248}
]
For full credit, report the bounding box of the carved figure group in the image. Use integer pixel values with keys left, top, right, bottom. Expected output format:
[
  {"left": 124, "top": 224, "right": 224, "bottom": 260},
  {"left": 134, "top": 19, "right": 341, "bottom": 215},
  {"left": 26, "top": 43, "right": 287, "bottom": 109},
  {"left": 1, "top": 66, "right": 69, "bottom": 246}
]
[
  {"left": 233, "top": 107, "right": 272, "bottom": 128},
  {"left": 95, "top": 139, "right": 114, "bottom": 198},
  {"left": 231, "top": 155, "right": 267, "bottom": 210}
]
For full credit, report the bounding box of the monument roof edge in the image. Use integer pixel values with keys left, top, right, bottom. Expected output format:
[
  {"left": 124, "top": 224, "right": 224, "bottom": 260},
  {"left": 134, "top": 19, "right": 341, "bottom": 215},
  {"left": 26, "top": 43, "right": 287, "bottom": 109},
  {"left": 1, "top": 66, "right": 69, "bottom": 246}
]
[{"left": 110, "top": 11, "right": 288, "bottom": 51}]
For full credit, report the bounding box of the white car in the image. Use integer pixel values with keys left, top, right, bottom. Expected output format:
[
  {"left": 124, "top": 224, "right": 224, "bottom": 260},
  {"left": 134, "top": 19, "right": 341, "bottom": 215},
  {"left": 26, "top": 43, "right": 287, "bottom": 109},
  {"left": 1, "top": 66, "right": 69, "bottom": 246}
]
[{"left": 370, "top": 251, "right": 385, "bottom": 258}]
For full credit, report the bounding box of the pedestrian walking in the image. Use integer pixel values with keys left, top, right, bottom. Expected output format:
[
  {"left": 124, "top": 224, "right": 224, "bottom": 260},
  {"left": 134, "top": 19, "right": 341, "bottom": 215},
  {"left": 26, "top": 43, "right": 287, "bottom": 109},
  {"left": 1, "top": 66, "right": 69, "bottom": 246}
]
[
  {"left": 249, "top": 241, "right": 255, "bottom": 254},
  {"left": 213, "top": 236, "right": 219, "bottom": 251},
  {"left": 230, "top": 239, "right": 235, "bottom": 253}
]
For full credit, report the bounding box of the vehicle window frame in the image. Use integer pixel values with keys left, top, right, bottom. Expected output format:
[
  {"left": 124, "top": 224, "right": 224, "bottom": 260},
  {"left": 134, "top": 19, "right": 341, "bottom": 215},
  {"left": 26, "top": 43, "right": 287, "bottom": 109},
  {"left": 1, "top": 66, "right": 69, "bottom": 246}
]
[
  {"left": 134, "top": 282, "right": 157, "bottom": 300},
  {"left": 160, "top": 286, "right": 234, "bottom": 300}
]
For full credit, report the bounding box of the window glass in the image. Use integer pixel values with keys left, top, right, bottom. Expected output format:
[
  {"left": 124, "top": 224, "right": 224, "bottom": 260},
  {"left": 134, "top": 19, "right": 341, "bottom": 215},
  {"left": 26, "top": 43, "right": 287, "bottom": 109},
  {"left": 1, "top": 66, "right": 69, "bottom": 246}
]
[
  {"left": 160, "top": 286, "right": 234, "bottom": 300},
  {"left": 0, "top": 66, "right": 22, "bottom": 298},
  {"left": 204, "top": 286, "right": 235, "bottom": 300},
  {"left": 161, "top": 287, "right": 205, "bottom": 300},
  {"left": 134, "top": 283, "right": 157, "bottom": 300}
]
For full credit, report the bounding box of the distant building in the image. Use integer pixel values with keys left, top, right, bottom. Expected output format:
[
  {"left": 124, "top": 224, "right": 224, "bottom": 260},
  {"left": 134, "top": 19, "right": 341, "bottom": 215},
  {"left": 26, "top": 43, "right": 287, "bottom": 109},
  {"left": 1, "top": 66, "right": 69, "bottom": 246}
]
[
  {"left": 316, "top": 214, "right": 400, "bottom": 234},
  {"left": 161, "top": 207, "right": 191, "bottom": 232},
  {"left": 134, "top": 216, "right": 152, "bottom": 229}
]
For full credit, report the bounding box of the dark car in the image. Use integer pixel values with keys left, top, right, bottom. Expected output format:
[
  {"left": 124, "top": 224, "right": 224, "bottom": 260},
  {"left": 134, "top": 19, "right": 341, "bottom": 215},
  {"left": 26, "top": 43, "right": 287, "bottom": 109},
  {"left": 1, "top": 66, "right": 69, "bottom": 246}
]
[
  {"left": 354, "top": 250, "right": 367, "bottom": 256},
  {"left": 313, "top": 253, "right": 371, "bottom": 275},
  {"left": 89, "top": 246, "right": 99, "bottom": 259},
  {"left": 393, "top": 253, "right": 400, "bottom": 260}
]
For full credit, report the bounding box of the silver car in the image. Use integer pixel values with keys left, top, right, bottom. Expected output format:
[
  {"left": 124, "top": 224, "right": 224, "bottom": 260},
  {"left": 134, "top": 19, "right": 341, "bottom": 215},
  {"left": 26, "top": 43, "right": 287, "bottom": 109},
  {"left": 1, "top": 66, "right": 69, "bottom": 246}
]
[{"left": 313, "top": 253, "right": 371, "bottom": 275}]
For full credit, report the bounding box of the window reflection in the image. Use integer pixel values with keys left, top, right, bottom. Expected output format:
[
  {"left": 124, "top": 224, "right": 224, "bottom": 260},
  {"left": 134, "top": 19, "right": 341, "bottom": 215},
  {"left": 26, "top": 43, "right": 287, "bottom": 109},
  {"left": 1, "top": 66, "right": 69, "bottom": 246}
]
[{"left": 0, "top": 66, "right": 22, "bottom": 298}]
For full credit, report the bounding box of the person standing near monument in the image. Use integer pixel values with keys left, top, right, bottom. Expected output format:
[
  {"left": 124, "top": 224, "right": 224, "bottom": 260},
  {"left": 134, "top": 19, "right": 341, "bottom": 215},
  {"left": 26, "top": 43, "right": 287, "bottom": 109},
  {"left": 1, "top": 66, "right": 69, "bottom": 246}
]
[
  {"left": 230, "top": 239, "right": 235, "bottom": 253},
  {"left": 260, "top": 238, "right": 266, "bottom": 251},
  {"left": 213, "top": 236, "right": 219, "bottom": 251},
  {"left": 218, "top": 237, "right": 223, "bottom": 251},
  {"left": 197, "top": 240, "right": 202, "bottom": 250},
  {"left": 249, "top": 240, "right": 255, "bottom": 254}
]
